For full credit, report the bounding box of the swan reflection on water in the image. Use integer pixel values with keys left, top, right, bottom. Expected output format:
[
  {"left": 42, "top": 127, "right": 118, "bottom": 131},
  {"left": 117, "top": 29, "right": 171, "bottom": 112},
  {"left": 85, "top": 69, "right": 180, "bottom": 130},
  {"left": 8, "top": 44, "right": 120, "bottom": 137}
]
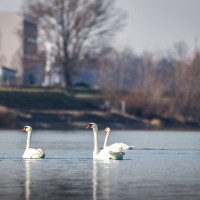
[
  {"left": 93, "top": 161, "right": 97, "bottom": 200},
  {"left": 24, "top": 159, "right": 31, "bottom": 200},
  {"left": 92, "top": 160, "right": 119, "bottom": 200}
]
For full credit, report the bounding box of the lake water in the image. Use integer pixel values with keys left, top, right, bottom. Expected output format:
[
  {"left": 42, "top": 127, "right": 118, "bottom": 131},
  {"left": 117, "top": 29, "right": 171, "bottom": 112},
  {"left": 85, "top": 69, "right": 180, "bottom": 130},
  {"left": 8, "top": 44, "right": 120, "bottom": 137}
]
[{"left": 0, "top": 130, "right": 200, "bottom": 200}]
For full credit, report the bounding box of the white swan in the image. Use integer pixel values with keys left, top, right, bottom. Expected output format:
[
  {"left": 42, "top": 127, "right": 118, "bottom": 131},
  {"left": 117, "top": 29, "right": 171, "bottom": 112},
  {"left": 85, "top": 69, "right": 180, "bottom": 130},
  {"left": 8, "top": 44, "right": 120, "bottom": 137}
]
[
  {"left": 103, "top": 127, "right": 135, "bottom": 150},
  {"left": 86, "top": 122, "right": 125, "bottom": 160},
  {"left": 21, "top": 126, "right": 45, "bottom": 159}
]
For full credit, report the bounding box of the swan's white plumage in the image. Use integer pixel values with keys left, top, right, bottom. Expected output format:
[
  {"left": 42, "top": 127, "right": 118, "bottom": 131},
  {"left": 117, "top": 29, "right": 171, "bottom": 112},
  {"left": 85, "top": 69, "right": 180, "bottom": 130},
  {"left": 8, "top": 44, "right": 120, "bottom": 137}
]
[
  {"left": 103, "top": 127, "right": 135, "bottom": 150},
  {"left": 86, "top": 123, "right": 125, "bottom": 160},
  {"left": 22, "top": 148, "right": 45, "bottom": 159},
  {"left": 96, "top": 147, "right": 124, "bottom": 160},
  {"left": 21, "top": 126, "right": 45, "bottom": 159},
  {"left": 106, "top": 143, "right": 135, "bottom": 150}
]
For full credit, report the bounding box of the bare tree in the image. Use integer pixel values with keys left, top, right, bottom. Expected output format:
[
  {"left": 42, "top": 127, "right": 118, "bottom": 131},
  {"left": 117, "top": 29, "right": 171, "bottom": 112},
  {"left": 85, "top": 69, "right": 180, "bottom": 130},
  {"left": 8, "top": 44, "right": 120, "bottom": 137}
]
[
  {"left": 189, "top": 52, "right": 200, "bottom": 120},
  {"left": 0, "top": 35, "right": 6, "bottom": 67},
  {"left": 165, "top": 44, "right": 200, "bottom": 122},
  {"left": 179, "top": 52, "right": 200, "bottom": 121},
  {"left": 97, "top": 49, "right": 135, "bottom": 113},
  {"left": 137, "top": 53, "right": 169, "bottom": 117},
  {"left": 23, "top": 0, "right": 126, "bottom": 86},
  {"left": 173, "top": 41, "right": 188, "bottom": 60}
]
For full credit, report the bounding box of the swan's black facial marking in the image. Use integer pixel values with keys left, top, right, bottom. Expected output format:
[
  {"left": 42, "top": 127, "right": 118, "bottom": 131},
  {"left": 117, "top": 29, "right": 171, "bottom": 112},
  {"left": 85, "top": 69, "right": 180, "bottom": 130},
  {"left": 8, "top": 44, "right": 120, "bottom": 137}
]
[
  {"left": 21, "top": 126, "right": 28, "bottom": 132},
  {"left": 86, "top": 122, "right": 94, "bottom": 129}
]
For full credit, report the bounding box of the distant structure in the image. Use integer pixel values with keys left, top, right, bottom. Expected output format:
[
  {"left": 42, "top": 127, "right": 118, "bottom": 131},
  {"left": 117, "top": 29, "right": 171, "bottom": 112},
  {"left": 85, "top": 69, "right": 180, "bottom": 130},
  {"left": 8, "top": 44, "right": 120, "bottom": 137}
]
[
  {"left": 72, "top": 68, "right": 99, "bottom": 88},
  {"left": 0, "top": 12, "right": 45, "bottom": 86},
  {"left": 43, "top": 42, "right": 52, "bottom": 86},
  {"left": 22, "top": 14, "right": 45, "bottom": 85},
  {"left": 0, "top": 12, "right": 100, "bottom": 88},
  {"left": 0, "top": 66, "right": 17, "bottom": 86}
]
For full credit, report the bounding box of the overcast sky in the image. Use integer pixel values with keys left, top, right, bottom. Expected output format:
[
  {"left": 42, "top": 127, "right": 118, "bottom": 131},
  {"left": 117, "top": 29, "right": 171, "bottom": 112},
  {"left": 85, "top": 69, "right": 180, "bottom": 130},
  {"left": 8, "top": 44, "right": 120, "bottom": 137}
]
[
  {"left": 1, "top": 0, "right": 200, "bottom": 55},
  {"left": 116, "top": 0, "right": 200, "bottom": 55}
]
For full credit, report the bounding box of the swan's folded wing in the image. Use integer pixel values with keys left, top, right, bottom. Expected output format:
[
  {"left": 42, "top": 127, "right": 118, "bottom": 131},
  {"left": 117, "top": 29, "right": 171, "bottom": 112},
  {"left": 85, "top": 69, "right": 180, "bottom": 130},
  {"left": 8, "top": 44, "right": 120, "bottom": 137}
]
[
  {"left": 31, "top": 152, "right": 45, "bottom": 159},
  {"left": 37, "top": 148, "right": 44, "bottom": 154},
  {"left": 23, "top": 148, "right": 45, "bottom": 159},
  {"left": 119, "top": 144, "right": 135, "bottom": 150},
  {"left": 107, "top": 143, "right": 135, "bottom": 151},
  {"left": 30, "top": 148, "right": 45, "bottom": 158}
]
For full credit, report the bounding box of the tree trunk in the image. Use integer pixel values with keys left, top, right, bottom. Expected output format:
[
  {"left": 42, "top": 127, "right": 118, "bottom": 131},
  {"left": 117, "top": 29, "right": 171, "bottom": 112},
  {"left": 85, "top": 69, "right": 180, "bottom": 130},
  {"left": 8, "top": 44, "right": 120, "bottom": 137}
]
[{"left": 63, "top": 60, "right": 72, "bottom": 86}]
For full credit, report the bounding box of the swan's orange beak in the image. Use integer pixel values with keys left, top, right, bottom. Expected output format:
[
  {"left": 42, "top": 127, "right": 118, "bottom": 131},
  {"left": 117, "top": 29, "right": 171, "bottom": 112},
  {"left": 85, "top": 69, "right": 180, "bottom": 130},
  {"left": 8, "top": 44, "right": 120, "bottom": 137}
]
[
  {"left": 86, "top": 124, "right": 91, "bottom": 129},
  {"left": 103, "top": 129, "right": 107, "bottom": 133}
]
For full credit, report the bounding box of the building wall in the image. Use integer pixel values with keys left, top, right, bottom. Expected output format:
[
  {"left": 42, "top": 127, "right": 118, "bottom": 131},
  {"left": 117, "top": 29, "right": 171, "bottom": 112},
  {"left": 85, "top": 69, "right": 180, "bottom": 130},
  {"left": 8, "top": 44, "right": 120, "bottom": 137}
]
[
  {"left": 22, "top": 16, "right": 41, "bottom": 85},
  {"left": 0, "top": 12, "right": 23, "bottom": 81},
  {"left": 0, "top": 66, "right": 17, "bottom": 86},
  {"left": 0, "top": 12, "right": 45, "bottom": 86}
]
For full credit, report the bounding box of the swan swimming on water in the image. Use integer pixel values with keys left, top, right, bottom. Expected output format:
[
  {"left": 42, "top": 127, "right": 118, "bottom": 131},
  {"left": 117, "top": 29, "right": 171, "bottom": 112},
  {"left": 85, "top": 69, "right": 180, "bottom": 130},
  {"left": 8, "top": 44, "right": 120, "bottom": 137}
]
[
  {"left": 21, "top": 126, "right": 45, "bottom": 159},
  {"left": 103, "top": 127, "right": 135, "bottom": 150},
  {"left": 86, "top": 122, "right": 125, "bottom": 160}
]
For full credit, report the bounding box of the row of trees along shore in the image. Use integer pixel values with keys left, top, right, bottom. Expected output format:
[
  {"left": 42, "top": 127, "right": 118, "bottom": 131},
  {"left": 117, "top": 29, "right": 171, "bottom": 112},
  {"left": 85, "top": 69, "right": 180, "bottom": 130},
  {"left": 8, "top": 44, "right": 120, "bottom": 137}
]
[
  {"left": 23, "top": 0, "right": 200, "bottom": 124},
  {"left": 97, "top": 45, "right": 200, "bottom": 124}
]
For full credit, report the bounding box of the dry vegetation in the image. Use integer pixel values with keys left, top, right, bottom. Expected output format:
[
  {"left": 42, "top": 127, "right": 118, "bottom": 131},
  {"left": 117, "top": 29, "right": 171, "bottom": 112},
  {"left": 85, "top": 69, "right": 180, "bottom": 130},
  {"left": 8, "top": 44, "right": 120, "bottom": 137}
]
[
  {"left": 0, "top": 106, "right": 16, "bottom": 128},
  {"left": 97, "top": 46, "right": 200, "bottom": 125}
]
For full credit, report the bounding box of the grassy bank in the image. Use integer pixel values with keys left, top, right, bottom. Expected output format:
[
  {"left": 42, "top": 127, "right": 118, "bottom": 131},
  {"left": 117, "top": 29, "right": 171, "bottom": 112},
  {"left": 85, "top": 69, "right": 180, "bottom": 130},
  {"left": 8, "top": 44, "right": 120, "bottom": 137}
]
[
  {"left": 0, "top": 87, "right": 147, "bottom": 130},
  {"left": 0, "top": 87, "right": 99, "bottom": 110},
  {"left": 0, "top": 87, "right": 199, "bottom": 130}
]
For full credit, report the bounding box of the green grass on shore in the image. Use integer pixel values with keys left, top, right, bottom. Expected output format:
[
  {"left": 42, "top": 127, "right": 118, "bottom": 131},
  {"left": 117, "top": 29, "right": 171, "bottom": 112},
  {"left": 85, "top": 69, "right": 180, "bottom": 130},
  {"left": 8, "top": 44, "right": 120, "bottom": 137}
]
[
  {"left": 0, "top": 87, "right": 102, "bottom": 110},
  {"left": 0, "top": 87, "right": 148, "bottom": 130}
]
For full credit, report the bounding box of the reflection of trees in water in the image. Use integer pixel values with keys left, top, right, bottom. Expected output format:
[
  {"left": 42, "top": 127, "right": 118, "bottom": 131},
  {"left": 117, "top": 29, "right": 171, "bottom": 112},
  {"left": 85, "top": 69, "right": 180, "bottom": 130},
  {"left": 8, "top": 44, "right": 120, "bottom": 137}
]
[
  {"left": 23, "top": 159, "right": 120, "bottom": 200},
  {"left": 23, "top": 163, "right": 92, "bottom": 200}
]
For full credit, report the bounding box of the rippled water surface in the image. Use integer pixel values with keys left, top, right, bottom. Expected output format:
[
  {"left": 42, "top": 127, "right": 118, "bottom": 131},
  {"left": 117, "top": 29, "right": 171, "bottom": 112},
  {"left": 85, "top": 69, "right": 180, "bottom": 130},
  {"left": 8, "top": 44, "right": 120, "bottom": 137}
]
[{"left": 0, "top": 130, "right": 200, "bottom": 200}]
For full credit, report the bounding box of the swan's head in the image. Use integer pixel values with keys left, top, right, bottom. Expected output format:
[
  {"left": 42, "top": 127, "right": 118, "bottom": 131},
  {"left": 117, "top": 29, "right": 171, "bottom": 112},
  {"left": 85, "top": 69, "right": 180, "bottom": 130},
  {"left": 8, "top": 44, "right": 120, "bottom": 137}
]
[
  {"left": 21, "top": 126, "right": 32, "bottom": 132},
  {"left": 86, "top": 122, "right": 98, "bottom": 130},
  {"left": 104, "top": 127, "right": 111, "bottom": 133}
]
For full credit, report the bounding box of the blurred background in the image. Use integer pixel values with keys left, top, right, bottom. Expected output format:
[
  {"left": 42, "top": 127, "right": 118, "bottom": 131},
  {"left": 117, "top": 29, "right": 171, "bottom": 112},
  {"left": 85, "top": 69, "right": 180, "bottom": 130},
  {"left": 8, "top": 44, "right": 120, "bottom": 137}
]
[{"left": 0, "top": 0, "right": 200, "bottom": 130}]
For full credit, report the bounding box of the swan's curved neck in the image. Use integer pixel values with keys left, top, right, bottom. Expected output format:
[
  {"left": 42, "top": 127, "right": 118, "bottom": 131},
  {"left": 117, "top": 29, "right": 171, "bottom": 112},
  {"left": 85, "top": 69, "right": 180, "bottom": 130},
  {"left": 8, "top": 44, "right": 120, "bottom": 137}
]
[
  {"left": 93, "top": 127, "right": 99, "bottom": 158},
  {"left": 26, "top": 130, "right": 32, "bottom": 149},
  {"left": 103, "top": 131, "right": 110, "bottom": 148}
]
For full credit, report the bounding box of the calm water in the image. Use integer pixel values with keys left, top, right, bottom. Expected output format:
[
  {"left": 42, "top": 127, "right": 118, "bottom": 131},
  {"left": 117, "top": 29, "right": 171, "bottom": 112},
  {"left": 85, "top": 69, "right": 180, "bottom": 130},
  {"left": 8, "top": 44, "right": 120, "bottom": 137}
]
[{"left": 0, "top": 130, "right": 200, "bottom": 200}]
